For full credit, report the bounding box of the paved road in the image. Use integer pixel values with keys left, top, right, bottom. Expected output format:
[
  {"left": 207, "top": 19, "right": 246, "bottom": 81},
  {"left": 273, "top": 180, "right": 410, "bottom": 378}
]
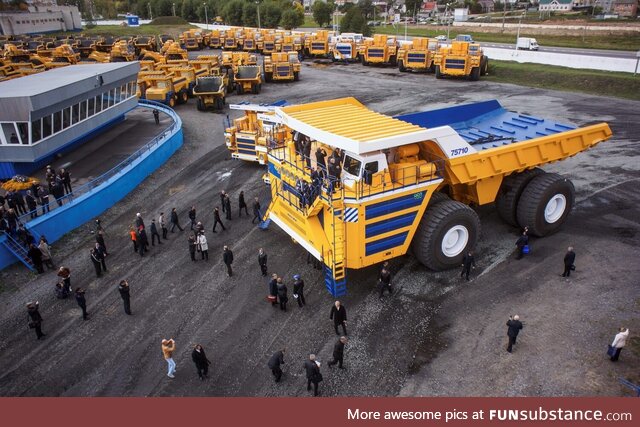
[
  {"left": 0, "top": 56, "right": 638, "bottom": 397},
  {"left": 480, "top": 41, "right": 638, "bottom": 59}
]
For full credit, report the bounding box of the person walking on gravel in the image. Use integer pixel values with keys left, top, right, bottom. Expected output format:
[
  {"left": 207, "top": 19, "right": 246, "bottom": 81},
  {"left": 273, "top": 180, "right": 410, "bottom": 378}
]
[
  {"left": 268, "top": 273, "right": 278, "bottom": 306},
  {"left": 239, "top": 191, "right": 249, "bottom": 217},
  {"left": 293, "top": 274, "right": 306, "bottom": 307},
  {"left": 57, "top": 266, "right": 71, "bottom": 294},
  {"left": 150, "top": 219, "right": 162, "bottom": 246},
  {"left": 170, "top": 208, "right": 183, "bottom": 232},
  {"left": 610, "top": 327, "right": 629, "bottom": 362},
  {"left": 223, "top": 245, "right": 233, "bottom": 276},
  {"left": 258, "top": 248, "right": 268, "bottom": 276},
  {"left": 378, "top": 266, "right": 393, "bottom": 298},
  {"left": 268, "top": 348, "right": 285, "bottom": 383},
  {"left": 252, "top": 197, "right": 262, "bottom": 224},
  {"left": 188, "top": 232, "right": 197, "bottom": 262},
  {"left": 515, "top": 231, "right": 528, "bottom": 260},
  {"left": 159, "top": 212, "right": 168, "bottom": 239},
  {"left": 27, "top": 301, "right": 45, "bottom": 340},
  {"left": 330, "top": 300, "right": 347, "bottom": 336},
  {"left": 75, "top": 288, "right": 88, "bottom": 320},
  {"left": 304, "top": 354, "right": 322, "bottom": 396},
  {"left": 191, "top": 344, "right": 211, "bottom": 380},
  {"left": 162, "top": 338, "right": 177, "bottom": 378},
  {"left": 562, "top": 246, "right": 576, "bottom": 277},
  {"left": 277, "top": 277, "right": 288, "bottom": 312},
  {"left": 197, "top": 232, "right": 209, "bottom": 261},
  {"left": 212, "top": 207, "right": 226, "bottom": 232},
  {"left": 328, "top": 336, "right": 348, "bottom": 369},
  {"left": 506, "top": 315, "right": 523, "bottom": 353},
  {"left": 461, "top": 251, "right": 476, "bottom": 281},
  {"left": 118, "top": 280, "right": 132, "bottom": 315}
]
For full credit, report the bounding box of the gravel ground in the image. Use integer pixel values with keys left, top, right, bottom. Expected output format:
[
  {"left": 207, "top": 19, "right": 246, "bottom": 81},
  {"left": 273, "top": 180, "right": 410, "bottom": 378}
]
[{"left": 0, "top": 53, "right": 638, "bottom": 397}]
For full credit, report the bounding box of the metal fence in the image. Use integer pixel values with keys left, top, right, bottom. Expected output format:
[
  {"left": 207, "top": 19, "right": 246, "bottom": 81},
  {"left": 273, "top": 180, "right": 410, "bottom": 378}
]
[{"left": 16, "top": 100, "right": 180, "bottom": 225}]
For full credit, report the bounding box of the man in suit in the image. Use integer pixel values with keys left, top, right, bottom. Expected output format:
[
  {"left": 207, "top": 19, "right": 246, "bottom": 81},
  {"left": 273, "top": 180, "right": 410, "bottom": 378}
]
[
  {"left": 562, "top": 246, "right": 576, "bottom": 277},
  {"left": 328, "top": 336, "right": 347, "bottom": 369},
  {"left": 330, "top": 300, "right": 347, "bottom": 336},
  {"left": 303, "top": 354, "right": 321, "bottom": 396},
  {"left": 258, "top": 248, "right": 268, "bottom": 276},
  {"left": 506, "top": 315, "right": 523, "bottom": 353},
  {"left": 461, "top": 251, "right": 476, "bottom": 281},
  {"left": 268, "top": 349, "right": 285, "bottom": 382},
  {"left": 223, "top": 245, "right": 234, "bottom": 277}
]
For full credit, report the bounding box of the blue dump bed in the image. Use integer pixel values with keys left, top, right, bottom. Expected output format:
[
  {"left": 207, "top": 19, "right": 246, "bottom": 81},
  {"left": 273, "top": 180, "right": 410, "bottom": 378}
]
[{"left": 396, "top": 100, "right": 577, "bottom": 151}]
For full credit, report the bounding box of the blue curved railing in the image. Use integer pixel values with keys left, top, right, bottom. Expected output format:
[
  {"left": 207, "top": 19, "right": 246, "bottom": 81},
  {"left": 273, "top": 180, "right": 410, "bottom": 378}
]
[{"left": 15, "top": 100, "right": 182, "bottom": 225}]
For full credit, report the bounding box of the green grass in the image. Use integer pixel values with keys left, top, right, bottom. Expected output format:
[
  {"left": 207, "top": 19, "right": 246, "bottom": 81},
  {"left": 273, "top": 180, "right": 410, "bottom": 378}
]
[
  {"left": 373, "top": 25, "right": 640, "bottom": 51},
  {"left": 300, "top": 15, "right": 319, "bottom": 29},
  {"left": 76, "top": 23, "right": 198, "bottom": 37},
  {"left": 486, "top": 60, "right": 640, "bottom": 101}
]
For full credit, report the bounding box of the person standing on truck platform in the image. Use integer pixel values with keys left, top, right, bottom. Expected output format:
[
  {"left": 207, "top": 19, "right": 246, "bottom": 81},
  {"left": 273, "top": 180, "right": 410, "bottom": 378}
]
[
  {"left": 515, "top": 231, "right": 528, "bottom": 260},
  {"left": 330, "top": 300, "right": 347, "bottom": 336},
  {"left": 315, "top": 146, "right": 327, "bottom": 171},
  {"left": 461, "top": 251, "right": 476, "bottom": 281},
  {"left": 506, "top": 315, "right": 523, "bottom": 353},
  {"left": 153, "top": 109, "right": 160, "bottom": 125},
  {"left": 562, "top": 246, "right": 576, "bottom": 277}
]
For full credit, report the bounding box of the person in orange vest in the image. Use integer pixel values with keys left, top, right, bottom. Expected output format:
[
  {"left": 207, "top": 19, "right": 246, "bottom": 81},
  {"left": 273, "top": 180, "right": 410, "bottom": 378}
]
[{"left": 128, "top": 226, "right": 138, "bottom": 253}]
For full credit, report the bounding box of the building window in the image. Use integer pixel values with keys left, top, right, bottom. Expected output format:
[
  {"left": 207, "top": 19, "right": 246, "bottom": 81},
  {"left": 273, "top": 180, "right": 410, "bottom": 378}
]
[
  {"left": 2, "top": 123, "right": 18, "bottom": 144},
  {"left": 88, "top": 97, "right": 95, "bottom": 116},
  {"left": 80, "top": 100, "right": 87, "bottom": 121},
  {"left": 53, "top": 111, "right": 62, "bottom": 133},
  {"left": 17, "top": 123, "right": 28, "bottom": 144},
  {"left": 115, "top": 86, "right": 122, "bottom": 103},
  {"left": 31, "top": 119, "right": 42, "bottom": 143},
  {"left": 63, "top": 107, "right": 70, "bottom": 128},
  {"left": 72, "top": 103, "right": 79, "bottom": 124},
  {"left": 43, "top": 115, "right": 52, "bottom": 138},
  {"left": 102, "top": 91, "right": 110, "bottom": 110},
  {"left": 95, "top": 95, "right": 102, "bottom": 113}
]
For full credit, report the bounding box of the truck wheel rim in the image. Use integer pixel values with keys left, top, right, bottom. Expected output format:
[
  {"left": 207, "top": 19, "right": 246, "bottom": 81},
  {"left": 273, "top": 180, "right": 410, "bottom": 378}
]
[
  {"left": 441, "top": 225, "right": 469, "bottom": 258},
  {"left": 544, "top": 194, "right": 566, "bottom": 223}
]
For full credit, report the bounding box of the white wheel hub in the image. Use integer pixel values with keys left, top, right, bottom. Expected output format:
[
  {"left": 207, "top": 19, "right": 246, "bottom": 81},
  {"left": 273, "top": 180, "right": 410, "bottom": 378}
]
[
  {"left": 441, "top": 225, "right": 469, "bottom": 258},
  {"left": 544, "top": 194, "right": 567, "bottom": 223}
]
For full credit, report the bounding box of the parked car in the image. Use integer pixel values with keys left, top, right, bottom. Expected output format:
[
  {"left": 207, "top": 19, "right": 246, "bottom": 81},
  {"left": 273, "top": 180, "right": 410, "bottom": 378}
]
[{"left": 435, "top": 35, "right": 447, "bottom": 42}]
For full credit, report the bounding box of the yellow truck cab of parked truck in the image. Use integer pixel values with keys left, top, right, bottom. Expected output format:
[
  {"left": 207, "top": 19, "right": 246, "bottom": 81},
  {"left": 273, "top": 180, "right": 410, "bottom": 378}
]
[
  {"left": 433, "top": 41, "right": 489, "bottom": 81},
  {"left": 263, "top": 97, "right": 612, "bottom": 296}
]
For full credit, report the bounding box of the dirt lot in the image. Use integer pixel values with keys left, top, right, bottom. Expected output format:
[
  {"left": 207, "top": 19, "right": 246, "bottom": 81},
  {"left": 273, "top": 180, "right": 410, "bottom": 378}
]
[{"left": 0, "top": 56, "right": 638, "bottom": 397}]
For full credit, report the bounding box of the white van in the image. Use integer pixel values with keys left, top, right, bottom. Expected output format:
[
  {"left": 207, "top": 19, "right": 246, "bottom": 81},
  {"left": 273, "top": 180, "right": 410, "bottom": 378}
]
[{"left": 516, "top": 37, "right": 539, "bottom": 51}]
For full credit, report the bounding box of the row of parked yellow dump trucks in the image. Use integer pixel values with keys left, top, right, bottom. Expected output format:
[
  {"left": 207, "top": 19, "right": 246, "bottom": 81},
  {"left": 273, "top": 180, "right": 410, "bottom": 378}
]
[
  {"left": 1, "top": 27, "right": 488, "bottom": 82},
  {"left": 224, "top": 98, "right": 612, "bottom": 296}
]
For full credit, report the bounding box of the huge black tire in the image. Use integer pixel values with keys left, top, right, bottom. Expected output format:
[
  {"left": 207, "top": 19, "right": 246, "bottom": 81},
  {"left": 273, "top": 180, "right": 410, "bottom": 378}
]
[
  {"left": 227, "top": 73, "right": 235, "bottom": 92},
  {"left": 389, "top": 55, "right": 397, "bottom": 66},
  {"left": 361, "top": 55, "right": 369, "bottom": 66},
  {"left": 435, "top": 65, "right": 442, "bottom": 79},
  {"left": 480, "top": 56, "right": 489, "bottom": 76},
  {"left": 178, "top": 90, "right": 188, "bottom": 104},
  {"left": 236, "top": 85, "right": 243, "bottom": 95},
  {"left": 412, "top": 200, "right": 481, "bottom": 271},
  {"left": 215, "top": 97, "right": 224, "bottom": 111},
  {"left": 469, "top": 66, "right": 480, "bottom": 81},
  {"left": 293, "top": 71, "right": 299, "bottom": 81},
  {"left": 264, "top": 71, "right": 272, "bottom": 82},
  {"left": 196, "top": 98, "right": 205, "bottom": 111},
  {"left": 495, "top": 168, "right": 545, "bottom": 227},
  {"left": 428, "top": 191, "right": 450, "bottom": 207},
  {"left": 516, "top": 173, "right": 575, "bottom": 237},
  {"left": 398, "top": 60, "right": 406, "bottom": 72}
]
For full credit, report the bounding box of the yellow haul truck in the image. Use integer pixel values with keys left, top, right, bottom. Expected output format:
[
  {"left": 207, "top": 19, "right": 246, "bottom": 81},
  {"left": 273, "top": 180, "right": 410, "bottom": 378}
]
[
  {"left": 264, "top": 97, "right": 612, "bottom": 296},
  {"left": 332, "top": 33, "right": 363, "bottom": 62},
  {"left": 359, "top": 34, "right": 398, "bottom": 66},
  {"left": 208, "top": 30, "right": 222, "bottom": 49},
  {"left": 433, "top": 41, "right": 488, "bottom": 81},
  {"left": 145, "top": 74, "right": 191, "bottom": 107},
  {"left": 233, "top": 65, "right": 262, "bottom": 94},
  {"left": 397, "top": 37, "right": 440, "bottom": 73},
  {"left": 263, "top": 52, "right": 300, "bottom": 82},
  {"left": 305, "top": 30, "right": 331, "bottom": 58},
  {"left": 225, "top": 100, "right": 289, "bottom": 164},
  {"left": 193, "top": 75, "right": 227, "bottom": 111}
]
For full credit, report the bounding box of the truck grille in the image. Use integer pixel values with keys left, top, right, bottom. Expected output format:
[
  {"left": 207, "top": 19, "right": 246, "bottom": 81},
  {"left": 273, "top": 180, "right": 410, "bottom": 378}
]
[
  {"left": 336, "top": 45, "right": 352, "bottom": 56},
  {"left": 245, "top": 40, "right": 254, "bottom": 48},
  {"left": 407, "top": 53, "right": 426, "bottom": 63},
  {"left": 368, "top": 48, "right": 384, "bottom": 58},
  {"left": 445, "top": 58, "right": 466, "bottom": 69},
  {"left": 311, "top": 42, "right": 325, "bottom": 51},
  {"left": 276, "top": 65, "right": 291, "bottom": 76},
  {"left": 225, "top": 39, "right": 235, "bottom": 47},
  {"left": 264, "top": 42, "right": 274, "bottom": 51},
  {"left": 282, "top": 45, "right": 293, "bottom": 52}
]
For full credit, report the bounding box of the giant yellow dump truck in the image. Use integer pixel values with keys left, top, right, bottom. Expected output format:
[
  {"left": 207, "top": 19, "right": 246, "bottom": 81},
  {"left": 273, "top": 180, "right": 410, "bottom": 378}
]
[
  {"left": 264, "top": 97, "right": 612, "bottom": 296},
  {"left": 305, "top": 30, "right": 331, "bottom": 58},
  {"left": 433, "top": 41, "right": 488, "bottom": 81},
  {"left": 359, "top": 34, "right": 398, "bottom": 66},
  {"left": 263, "top": 52, "right": 300, "bottom": 82},
  {"left": 397, "top": 37, "right": 440, "bottom": 73},
  {"left": 225, "top": 100, "right": 289, "bottom": 164}
]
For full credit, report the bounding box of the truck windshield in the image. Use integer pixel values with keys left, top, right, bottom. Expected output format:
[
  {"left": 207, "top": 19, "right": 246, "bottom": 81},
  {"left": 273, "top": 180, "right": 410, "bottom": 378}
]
[{"left": 343, "top": 155, "right": 362, "bottom": 176}]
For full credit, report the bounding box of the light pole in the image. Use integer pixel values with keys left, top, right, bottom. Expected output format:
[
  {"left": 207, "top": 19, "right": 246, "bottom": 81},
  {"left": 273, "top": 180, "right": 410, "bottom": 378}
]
[
  {"left": 591, "top": 0, "right": 599, "bottom": 17},
  {"left": 256, "top": 1, "right": 261, "bottom": 29},
  {"left": 516, "top": 12, "right": 525, "bottom": 46},
  {"left": 172, "top": 3, "right": 176, "bottom": 17},
  {"left": 445, "top": 3, "right": 452, "bottom": 40},
  {"left": 203, "top": 2, "right": 208, "bottom": 30},
  {"left": 147, "top": 2, "right": 153, "bottom": 20}
]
